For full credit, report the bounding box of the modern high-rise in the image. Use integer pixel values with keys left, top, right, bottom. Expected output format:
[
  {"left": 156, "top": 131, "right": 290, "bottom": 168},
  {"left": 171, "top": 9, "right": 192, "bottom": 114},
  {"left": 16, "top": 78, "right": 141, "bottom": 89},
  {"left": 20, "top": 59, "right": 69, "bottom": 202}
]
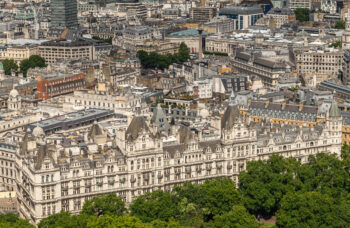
[{"left": 50, "top": 0, "right": 78, "bottom": 29}]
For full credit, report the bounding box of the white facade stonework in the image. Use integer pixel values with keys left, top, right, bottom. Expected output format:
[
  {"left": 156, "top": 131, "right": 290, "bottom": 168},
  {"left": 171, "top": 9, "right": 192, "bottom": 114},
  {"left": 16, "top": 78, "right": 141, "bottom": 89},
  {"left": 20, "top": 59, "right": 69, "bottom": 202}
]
[{"left": 1, "top": 102, "right": 341, "bottom": 224}]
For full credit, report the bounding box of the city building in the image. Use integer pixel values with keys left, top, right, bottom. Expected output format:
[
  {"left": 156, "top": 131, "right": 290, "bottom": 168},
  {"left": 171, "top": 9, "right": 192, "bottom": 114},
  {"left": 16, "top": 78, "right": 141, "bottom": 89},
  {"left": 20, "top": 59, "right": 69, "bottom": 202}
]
[
  {"left": 0, "top": 44, "right": 38, "bottom": 64},
  {"left": 64, "top": 89, "right": 142, "bottom": 114},
  {"left": 12, "top": 101, "right": 341, "bottom": 223},
  {"left": 294, "top": 48, "right": 343, "bottom": 86},
  {"left": 342, "top": 13, "right": 350, "bottom": 49},
  {"left": 288, "top": 0, "right": 311, "bottom": 9},
  {"left": 343, "top": 49, "right": 350, "bottom": 84},
  {"left": 50, "top": 0, "right": 79, "bottom": 29},
  {"left": 162, "top": 8, "right": 181, "bottom": 20},
  {"left": 219, "top": 5, "right": 264, "bottom": 30},
  {"left": 189, "top": 7, "right": 217, "bottom": 23},
  {"left": 115, "top": 26, "right": 161, "bottom": 50},
  {"left": 231, "top": 49, "right": 295, "bottom": 87},
  {"left": 38, "top": 38, "right": 112, "bottom": 64},
  {"left": 203, "top": 16, "right": 234, "bottom": 34},
  {"left": 134, "top": 40, "right": 180, "bottom": 55},
  {"left": 266, "top": 8, "right": 296, "bottom": 28},
  {"left": 36, "top": 73, "right": 87, "bottom": 100}
]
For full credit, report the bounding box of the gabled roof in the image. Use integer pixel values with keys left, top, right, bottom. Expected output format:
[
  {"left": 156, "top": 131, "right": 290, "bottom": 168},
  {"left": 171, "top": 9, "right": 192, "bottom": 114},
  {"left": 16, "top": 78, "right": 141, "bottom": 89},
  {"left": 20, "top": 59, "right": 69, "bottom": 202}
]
[
  {"left": 221, "top": 105, "right": 240, "bottom": 130},
  {"left": 178, "top": 125, "right": 193, "bottom": 145},
  {"left": 88, "top": 121, "right": 104, "bottom": 138},
  {"left": 126, "top": 116, "right": 152, "bottom": 141},
  {"left": 329, "top": 101, "right": 341, "bottom": 118},
  {"left": 35, "top": 143, "right": 57, "bottom": 170}
]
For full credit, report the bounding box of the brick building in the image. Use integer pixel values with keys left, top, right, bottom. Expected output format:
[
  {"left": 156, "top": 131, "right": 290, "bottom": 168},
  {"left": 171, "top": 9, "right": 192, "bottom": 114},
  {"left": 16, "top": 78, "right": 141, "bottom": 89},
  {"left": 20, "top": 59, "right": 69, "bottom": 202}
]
[{"left": 37, "top": 73, "right": 86, "bottom": 100}]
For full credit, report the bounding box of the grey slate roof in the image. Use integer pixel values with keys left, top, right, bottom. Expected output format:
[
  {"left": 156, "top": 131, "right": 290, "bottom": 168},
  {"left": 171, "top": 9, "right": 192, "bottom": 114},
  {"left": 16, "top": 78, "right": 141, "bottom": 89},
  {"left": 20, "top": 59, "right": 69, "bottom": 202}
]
[
  {"left": 221, "top": 105, "right": 241, "bottom": 130},
  {"left": 329, "top": 101, "right": 341, "bottom": 118},
  {"left": 126, "top": 116, "right": 153, "bottom": 141}
]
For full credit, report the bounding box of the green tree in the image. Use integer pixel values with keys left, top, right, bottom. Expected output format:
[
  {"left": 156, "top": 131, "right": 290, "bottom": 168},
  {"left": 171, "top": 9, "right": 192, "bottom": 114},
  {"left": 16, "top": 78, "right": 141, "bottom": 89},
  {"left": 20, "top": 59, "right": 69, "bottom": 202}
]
[
  {"left": 212, "top": 206, "right": 260, "bottom": 228},
  {"left": 86, "top": 215, "right": 147, "bottom": 228},
  {"left": 199, "top": 178, "right": 241, "bottom": 219},
  {"left": 92, "top": 36, "right": 113, "bottom": 44},
  {"left": 342, "top": 144, "right": 350, "bottom": 173},
  {"left": 81, "top": 193, "right": 126, "bottom": 216},
  {"left": 334, "top": 20, "right": 346, "bottom": 29},
  {"left": 239, "top": 155, "right": 302, "bottom": 217},
  {"left": 329, "top": 41, "right": 342, "bottom": 48},
  {"left": 136, "top": 50, "right": 149, "bottom": 66},
  {"left": 276, "top": 191, "right": 350, "bottom": 228},
  {"left": 177, "top": 198, "right": 204, "bottom": 227},
  {"left": 2, "top": 59, "right": 18, "bottom": 75},
  {"left": 136, "top": 43, "right": 189, "bottom": 69},
  {"left": 178, "top": 42, "right": 190, "bottom": 62},
  {"left": 19, "top": 59, "right": 31, "bottom": 77},
  {"left": 38, "top": 211, "right": 90, "bottom": 228},
  {"left": 294, "top": 8, "right": 310, "bottom": 22},
  {"left": 20, "top": 55, "right": 46, "bottom": 77},
  {"left": 174, "top": 178, "right": 240, "bottom": 221},
  {"left": 129, "top": 190, "right": 179, "bottom": 223},
  {"left": 0, "top": 214, "right": 34, "bottom": 228},
  {"left": 150, "top": 218, "right": 183, "bottom": 228},
  {"left": 300, "top": 153, "right": 350, "bottom": 199}
]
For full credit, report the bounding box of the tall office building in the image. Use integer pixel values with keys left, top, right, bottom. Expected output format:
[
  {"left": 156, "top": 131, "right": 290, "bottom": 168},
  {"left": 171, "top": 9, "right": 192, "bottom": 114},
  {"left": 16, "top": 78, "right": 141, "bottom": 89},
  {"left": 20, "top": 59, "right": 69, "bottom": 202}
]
[{"left": 50, "top": 0, "right": 78, "bottom": 29}]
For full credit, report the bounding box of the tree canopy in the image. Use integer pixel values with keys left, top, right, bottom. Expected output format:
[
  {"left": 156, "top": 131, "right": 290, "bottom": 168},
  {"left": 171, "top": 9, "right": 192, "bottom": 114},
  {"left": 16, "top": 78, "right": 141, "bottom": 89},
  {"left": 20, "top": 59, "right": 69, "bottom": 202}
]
[
  {"left": 137, "top": 42, "right": 190, "bottom": 69},
  {"left": 81, "top": 193, "right": 126, "bottom": 216},
  {"left": 20, "top": 55, "right": 46, "bottom": 77},
  {"left": 334, "top": 20, "right": 346, "bottom": 29},
  {"left": 2, "top": 59, "right": 18, "bottom": 75},
  {"left": 276, "top": 191, "right": 350, "bottom": 228},
  {"left": 92, "top": 36, "right": 112, "bottom": 44},
  {"left": 294, "top": 8, "right": 310, "bottom": 22},
  {"left": 129, "top": 190, "right": 179, "bottom": 223},
  {"left": 212, "top": 206, "right": 260, "bottom": 228},
  {"left": 0, "top": 214, "right": 33, "bottom": 228}
]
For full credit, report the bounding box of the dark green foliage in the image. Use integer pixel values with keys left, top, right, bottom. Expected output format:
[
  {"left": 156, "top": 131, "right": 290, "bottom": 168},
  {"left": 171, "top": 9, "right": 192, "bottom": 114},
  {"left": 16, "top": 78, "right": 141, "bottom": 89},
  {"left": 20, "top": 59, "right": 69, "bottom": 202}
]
[
  {"left": 0, "top": 214, "right": 34, "bottom": 228},
  {"left": 301, "top": 153, "right": 350, "bottom": 198},
  {"left": 276, "top": 192, "right": 350, "bottom": 228},
  {"left": 2, "top": 59, "right": 18, "bottom": 75},
  {"left": 212, "top": 206, "right": 260, "bottom": 228},
  {"left": 20, "top": 55, "right": 46, "bottom": 77},
  {"left": 239, "top": 155, "right": 302, "bottom": 217},
  {"left": 38, "top": 211, "right": 90, "bottom": 228},
  {"left": 92, "top": 36, "right": 113, "bottom": 44},
  {"left": 294, "top": 8, "right": 310, "bottom": 22},
  {"left": 137, "top": 42, "right": 190, "bottom": 69},
  {"left": 129, "top": 190, "right": 179, "bottom": 223},
  {"left": 199, "top": 178, "right": 241, "bottom": 218},
  {"left": 334, "top": 20, "right": 346, "bottom": 29},
  {"left": 81, "top": 193, "right": 126, "bottom": 216},
  {"left": 86, "top": 215, "right": 147, "bottom": 228}
]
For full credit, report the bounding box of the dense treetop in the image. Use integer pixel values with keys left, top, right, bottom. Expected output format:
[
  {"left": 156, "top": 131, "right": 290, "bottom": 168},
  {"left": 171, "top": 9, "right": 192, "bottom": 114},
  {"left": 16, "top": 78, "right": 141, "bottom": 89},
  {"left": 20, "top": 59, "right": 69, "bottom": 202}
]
[{"left": 137, "top": 42, "right": 190, "bottom": 69}]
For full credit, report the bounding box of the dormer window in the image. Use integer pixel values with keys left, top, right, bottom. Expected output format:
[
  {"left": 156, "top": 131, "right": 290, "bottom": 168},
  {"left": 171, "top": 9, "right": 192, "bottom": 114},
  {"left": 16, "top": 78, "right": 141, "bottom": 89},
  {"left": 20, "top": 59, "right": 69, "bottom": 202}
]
[
  {"left": 142, "top": 136, "right": 146, "bottom": 142},
  {"left": 45, "top": 163, "right": 50, "bottom": 169}
]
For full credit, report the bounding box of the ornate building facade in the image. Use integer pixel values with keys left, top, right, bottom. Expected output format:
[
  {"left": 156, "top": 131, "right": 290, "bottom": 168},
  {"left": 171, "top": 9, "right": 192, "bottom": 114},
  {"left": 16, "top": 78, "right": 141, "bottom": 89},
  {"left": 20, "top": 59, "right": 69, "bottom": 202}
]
[{"left": 3, "top": 101, "right": 342, "bottom": 224}]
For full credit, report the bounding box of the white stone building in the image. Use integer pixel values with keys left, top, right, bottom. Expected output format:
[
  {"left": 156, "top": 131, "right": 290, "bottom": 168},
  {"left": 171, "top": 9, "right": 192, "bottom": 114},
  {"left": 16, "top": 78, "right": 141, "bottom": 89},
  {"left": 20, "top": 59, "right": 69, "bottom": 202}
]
[{"left": 1, "top": 101, "right": 342, "bottom": 224}]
